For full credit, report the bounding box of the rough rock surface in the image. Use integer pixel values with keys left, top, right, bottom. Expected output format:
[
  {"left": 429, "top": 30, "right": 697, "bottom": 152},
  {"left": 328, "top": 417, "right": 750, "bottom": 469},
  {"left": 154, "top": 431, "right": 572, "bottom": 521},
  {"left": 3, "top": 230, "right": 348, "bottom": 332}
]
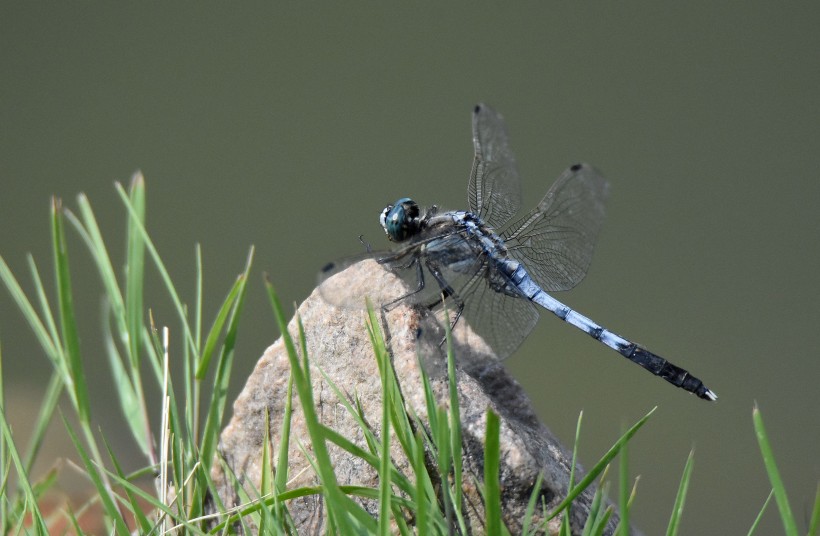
[{"left": 210, "top": 260, "right": 624, "bottom": 535}]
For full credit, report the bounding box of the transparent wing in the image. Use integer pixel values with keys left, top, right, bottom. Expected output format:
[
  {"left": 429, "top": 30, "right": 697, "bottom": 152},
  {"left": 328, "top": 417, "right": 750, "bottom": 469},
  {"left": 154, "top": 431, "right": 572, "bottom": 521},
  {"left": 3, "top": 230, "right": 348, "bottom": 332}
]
[
  {"left": 319, "top": 251, "right": 401, "bottom": 308},
  {"left": 454, "top": 272, "right": 539, "bottom": 360},
  {"left": 467, "top": 103, "right": 521, "bottom": 229},
  {"left": 502, "top": 163, "right": 609, "bottom": 292},
  {"left": 423, "top": 248, "right": 540, "bottom": 360}
]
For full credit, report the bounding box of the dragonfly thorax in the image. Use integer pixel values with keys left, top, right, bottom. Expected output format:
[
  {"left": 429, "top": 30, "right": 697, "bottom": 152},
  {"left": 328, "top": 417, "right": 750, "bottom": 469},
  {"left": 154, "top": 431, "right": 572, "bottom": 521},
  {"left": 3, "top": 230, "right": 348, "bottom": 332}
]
[{"left": 380, "top": 197, "right": 421, "bottom": 242}]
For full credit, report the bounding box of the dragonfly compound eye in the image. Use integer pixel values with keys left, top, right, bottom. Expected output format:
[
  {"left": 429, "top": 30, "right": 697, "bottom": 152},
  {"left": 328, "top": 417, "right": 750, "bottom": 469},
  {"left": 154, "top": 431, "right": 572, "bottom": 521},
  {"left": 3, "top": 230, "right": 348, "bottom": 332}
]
[{"left": 380, "top": 197, "right": 419, "bottom": 242}]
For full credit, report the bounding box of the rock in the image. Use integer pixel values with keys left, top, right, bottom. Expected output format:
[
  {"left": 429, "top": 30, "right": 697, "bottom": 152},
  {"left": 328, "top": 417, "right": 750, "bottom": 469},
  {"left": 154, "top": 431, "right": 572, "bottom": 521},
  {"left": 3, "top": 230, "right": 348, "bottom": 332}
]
[{"left": 210, "top": 259, "right": 624, "bottom": 535}]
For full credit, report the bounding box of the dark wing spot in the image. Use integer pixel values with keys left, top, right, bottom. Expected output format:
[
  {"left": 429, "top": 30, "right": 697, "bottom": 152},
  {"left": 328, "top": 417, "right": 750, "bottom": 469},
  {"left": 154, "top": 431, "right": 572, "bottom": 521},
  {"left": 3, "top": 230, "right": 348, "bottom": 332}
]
[
  {"left": 570, "top": 163, "right": 582, "bottom": 172},
  {"left": 474, "top": 104, "right": 482, "bottom": 113},
  {"left": 321, "top": 262, "right": 336, "bottom": 273}
]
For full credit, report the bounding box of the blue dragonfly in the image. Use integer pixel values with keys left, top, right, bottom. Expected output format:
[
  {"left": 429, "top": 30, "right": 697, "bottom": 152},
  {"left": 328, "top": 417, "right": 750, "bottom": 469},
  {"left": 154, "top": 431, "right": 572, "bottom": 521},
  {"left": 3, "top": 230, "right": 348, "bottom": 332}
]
[{"left": 321, "top": 104, "right": 716, "bottom": 401}]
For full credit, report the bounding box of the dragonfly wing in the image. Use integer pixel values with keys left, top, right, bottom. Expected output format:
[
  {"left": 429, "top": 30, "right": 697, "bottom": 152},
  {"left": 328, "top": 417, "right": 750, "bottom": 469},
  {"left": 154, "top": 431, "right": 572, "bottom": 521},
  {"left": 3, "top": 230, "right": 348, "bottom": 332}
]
[
  {"left": 318, "top": 251, "right": 412, "bottom": 309},
  {"left": 419, "top": 247, "right": 539, "bottom": 360},
  {"left": 455, "top": 274, "right": 539, "bottom": 360},
  {"left": 502, "top": 163, "right": 609, "bottom": 292},
  {"left": 467, "top": 103, "right": 522, "bottom": 229}
]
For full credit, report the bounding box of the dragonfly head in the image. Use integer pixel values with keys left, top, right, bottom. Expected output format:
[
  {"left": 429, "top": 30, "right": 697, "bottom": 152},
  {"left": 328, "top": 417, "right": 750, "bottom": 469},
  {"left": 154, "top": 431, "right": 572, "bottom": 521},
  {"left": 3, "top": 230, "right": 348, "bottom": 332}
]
[{"left": 380, "top": 197, "right": 420, "bottom": 242}]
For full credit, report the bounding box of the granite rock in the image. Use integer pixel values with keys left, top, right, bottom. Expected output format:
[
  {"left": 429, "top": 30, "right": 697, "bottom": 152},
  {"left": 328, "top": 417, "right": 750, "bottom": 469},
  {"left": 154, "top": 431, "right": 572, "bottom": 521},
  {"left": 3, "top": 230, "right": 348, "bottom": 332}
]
[{"left": 210, "top": 259, "right": 623, "bottom": 535}]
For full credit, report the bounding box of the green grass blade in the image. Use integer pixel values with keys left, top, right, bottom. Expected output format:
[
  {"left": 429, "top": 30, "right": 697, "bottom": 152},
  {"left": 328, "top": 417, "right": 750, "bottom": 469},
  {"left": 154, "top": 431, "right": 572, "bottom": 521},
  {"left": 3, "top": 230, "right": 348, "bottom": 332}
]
[
  {"left": 273, "top": 372, "right": 294, "bottom": 520},
  {"left": 114, "top": 182, "right": 198, "bottom": 357},
  {"left": 297, "top": 312, "right": 377, "bottom": 534},
  {"left": 374, "top": 313, "right": 393, "bottom": 536},
  {"left": 418, "top": 353, "right": 439, "bottom": 439},
  {"left": 199, "top": 248, "right": 253, "bottom": 468},
  {"left": 317, "top": 375, "right": 378, "bottom": 454},
  {"left": 0, "top": 255, "right": 59, "bottom": 367},
  {"left": 61, "top": 413, "right": 130, "bottom": 535},
  {"left": 26, "top": 254, "right": 62, "bottom": 362},
  {"left": 185, "top": 244, "right": 204, "bottom": 451},
  {"left": 414, "top": 431, "right": 430, "bottom": 536},
  {"left": 364, "top": 300, "right": 412, "bottom": 536},
  {"left": 0, "top": 406, "right": 53, "bottom": 534},
  {"left": 522, "top": 472, "right": 545, "bottom": 536},
  {"left": 64, "top": 507, "right": 84, "bottom": 536},
  {"left": 265, "top": 278, "right": 367, "bottom": 534},
  {"left": 102, "top": 465, "right": 208, "bottom": 534},
  {"left": 67, "top": 196, "right": 125, "bottom": 328},
  {"left": 445, "top": 322, "right": 463, "bottom": 520},
  {"left": 364, "top": 306, "right": 414, "bottom": 458},
  {"left": 22, "top": 371, "right": 63, "bottom": 474},
  {"left": 13, "top": 256, "right": 73, "bottom": 466},
  {"left": 103, "top": 314, "right": 151, "bottom": 457},
  {"left": 122, "top": 176, "right": 155, "bottom": 463},
  {"left": 0, "top": 344, "right": 5, "bottom": 532},
  {"left": 53, "top": 198, "right": 119, "bottom": 502},
  {"left": 581, "top": 478, "right": 607, "bottom": 536},
  {"left": 364, "top": 307, "right": 430, "bottom": 510},
  {"left": 51, "top": 197, "right": 90, "bottom": 423},
  {"left": 591, "top": 506, "right": 615, "bottom": 536},
  {"left": 194, "top": 244, "right": 203, "bottom": 354},
  {"left": 666, "top": 449, "right": 695, "bottom": 536},
  {"left": 753, "top": 404, "right": 798, "bottom": 536},
  {"left": 195, "top": 274, "right": 244, "bottom": 378},
  {"left": 124, "top": 173, "right": 146, "bottom": 370},
  {"left": 102, "top": 436, "right": 152, "bottom": 534},
  {"left": 807, "top": 482, "right": 820, "bottom": 536},
  {"left": 549, "top": 406, "right": 656, "bottom": 520},
  {"left": 258, "top": 407, "right": 275, "bottom": 534},
  {"left": 434, "top": 403, "right": 457, "bottom": 531},
  {"left": 261, "top": 408, "right": 273, "bottom": 500},
  {"left": 320, "top": 423, "right": 414, "bottom": 496},
  {"left": 66, "top": 200, "right": 155, "bottom": 457},
  {"left": 144, "top": 322, "right": 186, "bottom": 462},
  {"left": 618, "top": 430, "right": 628, "bottom": 536},
  {"left": 484, "top": 409, "right": 502, "bottom": 535},
  {"left": 569, "top": 411, "right": 583, "bottom": 490},
  {"left": 747, "top": 489, "right": 774, "bottom": 536},
  {"left": 365, "top": 303, "right": 422, "bottom": 523},
  {"left": 215, "top": 483, "right": 414, "bottom": 533},
  {"left": 560, "top": 411, "right": 585, "bottom": 535}
]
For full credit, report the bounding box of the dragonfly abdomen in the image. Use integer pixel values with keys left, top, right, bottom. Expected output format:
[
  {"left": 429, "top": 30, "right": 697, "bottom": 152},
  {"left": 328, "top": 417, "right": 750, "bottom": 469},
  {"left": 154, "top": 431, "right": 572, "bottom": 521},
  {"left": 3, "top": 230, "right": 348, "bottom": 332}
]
[{"left": 507, "top": 264, "right": 717, "bottom": 400}]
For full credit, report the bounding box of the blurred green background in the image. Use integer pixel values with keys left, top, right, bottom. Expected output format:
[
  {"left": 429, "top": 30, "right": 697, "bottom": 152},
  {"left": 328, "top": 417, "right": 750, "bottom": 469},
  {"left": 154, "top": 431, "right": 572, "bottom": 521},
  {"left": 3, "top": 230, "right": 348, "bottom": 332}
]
[{"left": 2, "top": 3, "right": 819, "bottom": 534}]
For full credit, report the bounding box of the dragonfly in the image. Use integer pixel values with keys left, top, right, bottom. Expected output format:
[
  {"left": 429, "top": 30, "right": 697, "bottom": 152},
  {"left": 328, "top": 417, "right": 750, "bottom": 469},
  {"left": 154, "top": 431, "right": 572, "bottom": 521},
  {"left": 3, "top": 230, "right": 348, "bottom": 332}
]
[{"left": 321, "top": 103, "right": 717, "bottom": 401}]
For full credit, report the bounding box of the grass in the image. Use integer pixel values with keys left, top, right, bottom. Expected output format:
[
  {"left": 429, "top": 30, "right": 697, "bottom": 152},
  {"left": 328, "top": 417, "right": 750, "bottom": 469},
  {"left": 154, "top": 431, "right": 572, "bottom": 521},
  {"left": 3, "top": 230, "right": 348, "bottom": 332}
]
[{"left": 0, "top": 173, "right": 816, "bottom": 534}]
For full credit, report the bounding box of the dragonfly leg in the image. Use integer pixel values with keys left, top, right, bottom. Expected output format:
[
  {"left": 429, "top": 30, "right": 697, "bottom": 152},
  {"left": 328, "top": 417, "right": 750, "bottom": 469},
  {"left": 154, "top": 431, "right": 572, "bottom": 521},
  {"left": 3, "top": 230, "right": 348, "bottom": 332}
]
[
  {"left": 358, "top": 234, "right": 372, "bottom": 253},
  {"left": 382, "top": 257, "right": 426, "bottom": 311},
  {"left": 422, "top": 260, "right": 466, "bottom": 349}
]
